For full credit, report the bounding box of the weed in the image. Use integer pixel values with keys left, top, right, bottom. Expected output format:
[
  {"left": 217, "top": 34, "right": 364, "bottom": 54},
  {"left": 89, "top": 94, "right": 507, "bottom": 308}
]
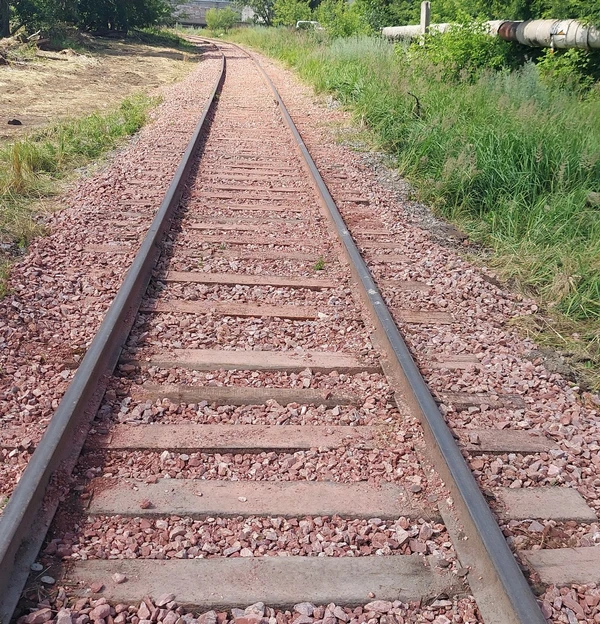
[
  {"left": 0, "top": 262, "right": 10, "bottom": 298},
  {"left": 314, "top": 256, "right": 326, "bottom": 271}
]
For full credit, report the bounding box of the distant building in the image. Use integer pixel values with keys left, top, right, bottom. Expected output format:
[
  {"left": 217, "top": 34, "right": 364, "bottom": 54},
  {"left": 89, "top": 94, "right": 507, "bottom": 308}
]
[{"left": 173, "top": 1, "right": 252, "bottom": 26}]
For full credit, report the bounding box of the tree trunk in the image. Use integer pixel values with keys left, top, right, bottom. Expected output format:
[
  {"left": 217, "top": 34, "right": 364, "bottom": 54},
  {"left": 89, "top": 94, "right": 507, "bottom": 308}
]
[{"left": 0, "top": 0, "right": 10, "bottom": 38}]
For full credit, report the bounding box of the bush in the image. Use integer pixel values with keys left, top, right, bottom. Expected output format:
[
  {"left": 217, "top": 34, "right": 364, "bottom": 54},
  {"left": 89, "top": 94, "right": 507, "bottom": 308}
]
[
  {"left": 536, "top": 48, "right": 599, "bottom": 91},
  {"left": 407, "top": 21, "right": 519, "bottom": 83},
  {"left": 273, "top": 0, "right": 312, "bottom": 27},
  {"left": 315, "top": 0, "right": 370, "bottom": 37},
  {"left": 205, "top": 7, "right": 239, "bottom": 33},
  {"left": 10, "top": 0, "right": 78, "bottom": 33},
  {"left": 11, "top": 0, "right": 174, "bottom": 36}
]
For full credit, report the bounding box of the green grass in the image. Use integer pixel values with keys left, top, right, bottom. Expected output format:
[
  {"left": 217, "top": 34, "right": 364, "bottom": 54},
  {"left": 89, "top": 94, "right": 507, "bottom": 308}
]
[
  {"left": 0, "top": 93, "right": 157, "bottom": 290},
  {"left": 227, "top": 27, "right": 600, "bottom": 387},
  {"left": 132, "top": 27, "right": 198, "bottom": 52},
  {"left": 314, "top": 256, "right": 326, "bottom": 271},
  {"left": 173, "top": 24, "right": 229, "bottom": 40}
]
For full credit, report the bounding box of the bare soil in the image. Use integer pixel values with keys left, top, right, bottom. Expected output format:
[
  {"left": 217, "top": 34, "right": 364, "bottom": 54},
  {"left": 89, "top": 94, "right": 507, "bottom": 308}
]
[{"left": 0, "top": 36, "right": 204, "bottom": 142}]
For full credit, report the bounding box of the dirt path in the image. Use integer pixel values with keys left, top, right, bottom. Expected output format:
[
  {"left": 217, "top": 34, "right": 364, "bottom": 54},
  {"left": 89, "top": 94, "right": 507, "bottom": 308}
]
[{"left": 0, "top": 37, "right": 204, "bottom": 142}]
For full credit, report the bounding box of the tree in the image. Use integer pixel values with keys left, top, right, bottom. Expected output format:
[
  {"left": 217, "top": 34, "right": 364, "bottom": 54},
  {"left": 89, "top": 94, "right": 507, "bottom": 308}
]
[
  {"left": 11, "top": 0, "right": 78, "bottom": 32},
  {"left": 205, "top": 6, "right": 238, "bottom": 32},
  {"left": 357, "top": 0, "right": 600, "bottom": 27},
  {"left": 233, "top": 0, "right": 275, "bottom": 25},
  {"left": 315, "top": 0, "right": 370, "bottom": 36},
  {"left": 76, "top": 0, "right": 173, "bottom": 33},
  {"left": 3, "top": 0, "right": 178, "bottom": 36},
  {"left": 1, "top": 0, "right": 9, "bottom": 37},
  {"left": 273, "top": 0, "right": 311, "bottom": 26},
  {"left": 354, "top": 0, "right": 419, "bottom": 30}
]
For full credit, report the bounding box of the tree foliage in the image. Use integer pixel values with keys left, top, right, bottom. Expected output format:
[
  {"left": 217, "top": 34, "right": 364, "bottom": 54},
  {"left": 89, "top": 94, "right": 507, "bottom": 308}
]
[
  {"left": 10, "top": 0, "right": 77, "bottom": 31},
  {"left": 427, "top": 0, "right": 600, "bottom": 25},
  {"left": 315, "top": 0, "right": 370, "bottom": 37},
  {"left": 233, "top": 0, "right": 275, "bottom": 25},
  {"left": 2, "top": 0, "right": 173, "bottom": 36},
  {"left": 77, "top": 0, "right": 173, "bottom": 33},
  {"left": 273, "top": 0, "right": 311, "bottom": 26},
  {"left": 205, "top": 6, "right": 239, "bottom": 32},
  {"left": 1, "top": 0, "right": 10, "bottom": 37},
  {"left": 352, "top": 0, "right": 600, "bottom": 30}
]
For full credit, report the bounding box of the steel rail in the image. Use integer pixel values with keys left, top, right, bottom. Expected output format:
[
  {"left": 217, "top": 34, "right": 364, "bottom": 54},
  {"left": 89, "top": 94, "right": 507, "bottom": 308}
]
[
  {"left": 222, "top": 41, "right": 546, "bottom": 624},
  {"left": 0, "top": 49, "right": 226, "bottom": 623}
]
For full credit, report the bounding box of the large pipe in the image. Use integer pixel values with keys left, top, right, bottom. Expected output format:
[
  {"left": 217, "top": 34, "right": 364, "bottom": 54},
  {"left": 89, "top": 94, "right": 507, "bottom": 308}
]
[
  {"left": 382, "top": 23, "right": 448, "bottom": 39},
  {"left": 499, "top": 19, "right": 600, "bottom": 48},
  {"left": 383, "top": 18, "right": 600, "bottom": 49}
]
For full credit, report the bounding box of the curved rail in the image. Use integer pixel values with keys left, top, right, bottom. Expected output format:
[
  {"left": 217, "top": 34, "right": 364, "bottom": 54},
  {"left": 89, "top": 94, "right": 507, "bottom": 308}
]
[
  {"left": 0, "top": 47, "right": 226, "bottom": 623},
  {"left": 222, "top": 40, "right": 546, "bottom": 624}
]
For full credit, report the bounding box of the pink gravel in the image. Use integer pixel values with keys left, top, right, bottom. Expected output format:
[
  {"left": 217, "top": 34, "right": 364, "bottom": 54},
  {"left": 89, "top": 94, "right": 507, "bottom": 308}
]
[
  {"left": 0, "top": 49, "right": 223, "bottom": 504},
  {"left": 81, "top": 446, "right": 434, "bottom": 489},
  {"left": 18, "top": 597, "right": 482, "bottom": 624},
  {"left": 54, "top": 515, "right": 454, "bottom": 562},
  {"left": 123, "top": 315, "right": 372, "bottom": 355},
  {"left": 146, "top": 283, "right": 357, "bottom": 310}
]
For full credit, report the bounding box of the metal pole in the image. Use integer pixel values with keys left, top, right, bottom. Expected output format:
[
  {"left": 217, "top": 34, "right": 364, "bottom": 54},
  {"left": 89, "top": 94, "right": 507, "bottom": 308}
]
[{"left": 420, "top": 1, "right": 431, "bottom": 35}]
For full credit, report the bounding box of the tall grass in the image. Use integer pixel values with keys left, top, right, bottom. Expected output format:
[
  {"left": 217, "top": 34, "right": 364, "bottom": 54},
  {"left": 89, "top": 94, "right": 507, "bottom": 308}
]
[
  {"left": 0, "top": 94, "right": 156, "bottom": 295},
  {"left": 229, "top": 27, "right": 600, "bottom": 381}
]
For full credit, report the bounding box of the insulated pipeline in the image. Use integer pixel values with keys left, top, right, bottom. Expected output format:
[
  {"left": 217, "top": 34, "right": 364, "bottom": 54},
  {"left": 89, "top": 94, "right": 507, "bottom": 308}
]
[{"left": 383, "top": 18, "right": 600, "bottom": 49}]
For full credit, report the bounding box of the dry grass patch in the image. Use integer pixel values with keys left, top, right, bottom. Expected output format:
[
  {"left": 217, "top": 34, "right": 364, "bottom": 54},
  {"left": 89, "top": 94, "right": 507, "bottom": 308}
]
[{"left": 0, "top": 33, "right": 205, "bottom": 294}]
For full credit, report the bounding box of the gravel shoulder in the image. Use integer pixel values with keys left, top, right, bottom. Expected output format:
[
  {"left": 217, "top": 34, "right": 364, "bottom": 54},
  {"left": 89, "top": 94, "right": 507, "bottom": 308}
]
[{"left": 0, "top": 48, "right": 223, "bottom": 508}]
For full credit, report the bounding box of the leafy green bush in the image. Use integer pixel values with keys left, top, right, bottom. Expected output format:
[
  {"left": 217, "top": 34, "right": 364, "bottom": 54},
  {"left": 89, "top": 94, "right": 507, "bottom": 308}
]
[
  {"left": 273, "top": 0, "right": 312, "bottom": 26},
  {"left": 536, "top": 48, "right": 599, "bottom": 91},
  {"left": 77, "top": 0, "right": 173, "bottom": 33},
  {"left": 351, "top": 0, "right": 407, "bottom": 31},
  {"left": 9, "top": 0, "right": 173, "bottom": 36},
  {"left": 9, "top": 0, "right": 78, "bottom": 34},
  {"left": 205, "top": 7, "right": 239, "bottom": 33},
  {"left": 407, "top": 22, "right": 519, "bottom": 83},
  {"left": 315, "top": 0, "right": 370, "bottom": 37}
]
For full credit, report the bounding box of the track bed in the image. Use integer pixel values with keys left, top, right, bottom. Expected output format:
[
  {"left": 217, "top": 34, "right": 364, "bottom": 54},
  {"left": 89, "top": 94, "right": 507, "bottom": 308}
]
[{"left": 1, "top": 39, "right": 599, "bottom": 624}]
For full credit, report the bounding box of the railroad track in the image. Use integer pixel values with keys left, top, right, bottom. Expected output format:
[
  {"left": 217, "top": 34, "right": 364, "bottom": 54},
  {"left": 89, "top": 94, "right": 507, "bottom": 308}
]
[{"left": 1, "top": 38, "right": 598, "bottom": 624}]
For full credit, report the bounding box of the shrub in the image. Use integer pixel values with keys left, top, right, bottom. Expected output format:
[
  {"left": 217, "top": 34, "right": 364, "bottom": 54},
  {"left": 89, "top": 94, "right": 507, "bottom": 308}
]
[
  {"left": 273, "top": 0, "right": 312, "bottom": 26},
  {"left": 315, "top": 0, "right": 370, "bottom": 37},
  {"left": 536, "top": 48, "right": 599, "bottom": 91},
  {"left": 408, "top": 21, "right": 519, "bottom": 82},
  {"left": 205, "top": 7, "right": 239, "bottom": 33}
]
